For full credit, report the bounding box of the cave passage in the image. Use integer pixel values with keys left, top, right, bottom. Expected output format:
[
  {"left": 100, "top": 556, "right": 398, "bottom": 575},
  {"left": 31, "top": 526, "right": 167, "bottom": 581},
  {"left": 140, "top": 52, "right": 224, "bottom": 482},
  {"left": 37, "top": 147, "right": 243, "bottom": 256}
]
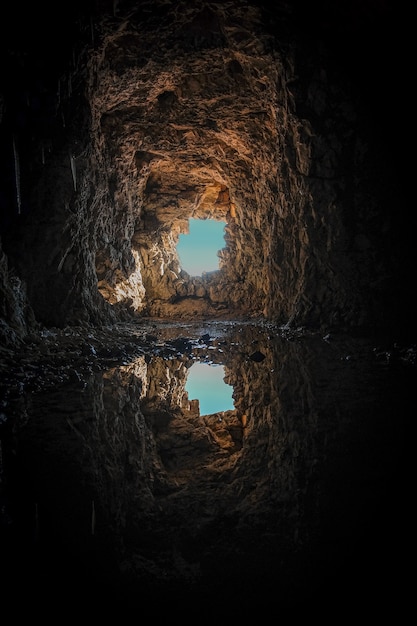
[
  {"left": 176, "top": 218, "right": 226, "bottom": 276},
  {"left": 185, "top": 361, "right": 234, "bottom": 415}
]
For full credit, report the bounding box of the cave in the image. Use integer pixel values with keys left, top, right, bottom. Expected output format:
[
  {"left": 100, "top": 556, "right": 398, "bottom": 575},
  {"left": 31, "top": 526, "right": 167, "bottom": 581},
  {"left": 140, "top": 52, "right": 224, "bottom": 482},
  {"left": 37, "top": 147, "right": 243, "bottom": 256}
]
[{"left": 0, "top": 0, "right": 414, "bottom": 620}]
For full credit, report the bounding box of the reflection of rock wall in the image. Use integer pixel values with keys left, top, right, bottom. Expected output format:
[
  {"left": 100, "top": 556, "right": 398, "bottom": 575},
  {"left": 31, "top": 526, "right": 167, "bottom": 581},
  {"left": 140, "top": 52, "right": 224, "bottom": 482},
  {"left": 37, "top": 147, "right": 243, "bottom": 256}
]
[
  {"left": 2, "top": 362, "right": 164, "bottom": 586},
  {"left": 141, "top": 355, "right": 244, "bottom": 481},
  {"left": 76, "top": 362, "right": 163, "bottom": 523},
  {"left": 206, "top": 324, "right": 321, "bottom": 541},
  {"left": 143, "top": 356, "right": 189, "bottom": 410},
  {"left": 4, "top": 322, "right": 400, "bottom": 598}
]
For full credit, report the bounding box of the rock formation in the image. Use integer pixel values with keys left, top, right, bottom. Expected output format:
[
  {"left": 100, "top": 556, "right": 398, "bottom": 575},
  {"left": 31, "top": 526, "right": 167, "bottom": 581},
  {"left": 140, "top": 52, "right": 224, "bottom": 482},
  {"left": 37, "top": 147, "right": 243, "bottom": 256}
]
[{"left": 0, "top": 0, "right": 411, "bottom": 341}]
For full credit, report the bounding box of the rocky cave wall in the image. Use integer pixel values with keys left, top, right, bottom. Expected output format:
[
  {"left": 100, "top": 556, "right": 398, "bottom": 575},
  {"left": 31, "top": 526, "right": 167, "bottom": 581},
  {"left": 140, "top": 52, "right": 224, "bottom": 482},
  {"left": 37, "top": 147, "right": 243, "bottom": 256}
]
[{"left": 0, "top": 0, "right": 411, "bottom": 342}]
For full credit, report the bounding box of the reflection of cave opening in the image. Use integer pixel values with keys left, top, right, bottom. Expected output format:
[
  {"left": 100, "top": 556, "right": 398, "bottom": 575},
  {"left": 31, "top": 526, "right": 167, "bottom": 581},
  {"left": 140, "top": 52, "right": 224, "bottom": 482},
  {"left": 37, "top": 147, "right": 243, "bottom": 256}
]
[
  {"left": 185, "top": 361, "right": 234, "bottom": 415},
  {"left": 177, "top": 218, "right": 226, "bottom": 276}
]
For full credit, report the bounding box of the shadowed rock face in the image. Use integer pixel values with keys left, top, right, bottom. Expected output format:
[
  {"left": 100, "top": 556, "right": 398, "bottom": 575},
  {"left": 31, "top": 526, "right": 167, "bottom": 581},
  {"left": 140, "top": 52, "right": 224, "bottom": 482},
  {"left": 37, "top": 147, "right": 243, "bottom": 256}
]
[{"left": 0, "top": 0, "right": 411, "bottom": 340}]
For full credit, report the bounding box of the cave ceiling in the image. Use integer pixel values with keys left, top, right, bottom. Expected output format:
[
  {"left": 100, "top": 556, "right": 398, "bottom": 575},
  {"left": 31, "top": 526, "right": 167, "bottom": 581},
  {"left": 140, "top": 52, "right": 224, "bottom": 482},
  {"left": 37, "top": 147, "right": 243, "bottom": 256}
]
[{"left": 93, "top": 15, "right": 274, "bottom": 228}]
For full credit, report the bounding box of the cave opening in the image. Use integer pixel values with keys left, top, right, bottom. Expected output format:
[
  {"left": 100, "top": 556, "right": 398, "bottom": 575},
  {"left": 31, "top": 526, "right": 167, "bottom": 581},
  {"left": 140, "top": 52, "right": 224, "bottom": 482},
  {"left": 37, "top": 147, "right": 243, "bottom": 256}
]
[
  {"left": 176, "top": 218, "right": 227, "bottom": 277},
  {"left": 185, "top": 361, "right": 234, "bottom": 415}
]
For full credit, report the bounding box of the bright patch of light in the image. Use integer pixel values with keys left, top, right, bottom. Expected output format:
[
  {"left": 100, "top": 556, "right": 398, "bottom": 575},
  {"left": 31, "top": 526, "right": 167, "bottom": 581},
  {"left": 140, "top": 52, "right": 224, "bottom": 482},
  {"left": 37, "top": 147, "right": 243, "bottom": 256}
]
[
  {"left": 177, "top": 218, "right": 226, "bottom": 276},
  {"left": 185, "top": 362, "right": 234, "bottom": 415}
]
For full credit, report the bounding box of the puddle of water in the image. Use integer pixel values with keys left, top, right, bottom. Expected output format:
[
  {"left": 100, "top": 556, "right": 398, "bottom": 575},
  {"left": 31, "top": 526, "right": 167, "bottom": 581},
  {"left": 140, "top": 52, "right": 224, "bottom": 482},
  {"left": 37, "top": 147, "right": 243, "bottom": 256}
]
[
  {"left": 0, "top": 323, "right": 413, "bottom": 613},
  {"left": 185, "top": 361, "right": 234, "bottom": 415}
]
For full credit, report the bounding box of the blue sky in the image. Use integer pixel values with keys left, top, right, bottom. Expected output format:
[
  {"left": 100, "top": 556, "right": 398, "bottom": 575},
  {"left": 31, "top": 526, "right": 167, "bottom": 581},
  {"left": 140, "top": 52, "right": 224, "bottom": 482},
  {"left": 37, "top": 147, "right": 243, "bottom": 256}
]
[
  {"left": 177, "top": 218, "right": 226, "bottom": 275},
  {"left": 185, "top": 362, "right": 234, "bottom": 415}
]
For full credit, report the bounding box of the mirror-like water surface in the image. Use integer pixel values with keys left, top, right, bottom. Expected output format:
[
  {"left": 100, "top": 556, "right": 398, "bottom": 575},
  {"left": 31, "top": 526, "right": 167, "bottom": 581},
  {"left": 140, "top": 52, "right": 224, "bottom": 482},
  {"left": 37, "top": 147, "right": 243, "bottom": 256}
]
[
  {"left": 0, "top": 320, "right": 413, "bottom": 618},
  {"left": 185, "top": 362, "right": 234, "bottom": 415}
]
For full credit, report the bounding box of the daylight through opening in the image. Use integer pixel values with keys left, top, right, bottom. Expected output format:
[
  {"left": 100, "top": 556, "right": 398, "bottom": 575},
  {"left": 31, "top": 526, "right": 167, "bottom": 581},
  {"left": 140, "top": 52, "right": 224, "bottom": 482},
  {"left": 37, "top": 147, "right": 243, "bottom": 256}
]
[
  {"left": 177, "top": 218, "right": 226, "bottom": 276},
  {"left": 185, "top": 362, "right": 234, "bottom": 415}
]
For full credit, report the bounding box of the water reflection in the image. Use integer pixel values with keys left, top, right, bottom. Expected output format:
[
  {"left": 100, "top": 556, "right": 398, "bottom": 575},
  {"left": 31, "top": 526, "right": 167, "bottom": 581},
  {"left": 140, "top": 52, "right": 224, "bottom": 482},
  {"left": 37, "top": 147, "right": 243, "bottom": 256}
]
[
  {"left": 0, "top": 321, "right": 412, "bottom": 615},
  {"left": 185, "top": 362, "right": 234, "bottom": 415}
]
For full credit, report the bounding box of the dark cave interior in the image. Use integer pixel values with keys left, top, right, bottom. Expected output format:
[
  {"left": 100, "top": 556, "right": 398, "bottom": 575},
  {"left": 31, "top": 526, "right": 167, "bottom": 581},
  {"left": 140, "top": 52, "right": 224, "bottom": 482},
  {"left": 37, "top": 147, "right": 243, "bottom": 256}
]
[{"left": 0, "top": 0, "right": 414, "bottom": 619}]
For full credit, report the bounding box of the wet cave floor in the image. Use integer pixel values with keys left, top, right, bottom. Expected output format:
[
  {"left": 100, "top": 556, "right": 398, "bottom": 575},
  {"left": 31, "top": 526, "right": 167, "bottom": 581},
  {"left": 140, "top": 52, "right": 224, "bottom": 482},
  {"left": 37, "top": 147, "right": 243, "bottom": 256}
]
[{"left": 0, "top": 318, "right": 414, "bottom": 619}]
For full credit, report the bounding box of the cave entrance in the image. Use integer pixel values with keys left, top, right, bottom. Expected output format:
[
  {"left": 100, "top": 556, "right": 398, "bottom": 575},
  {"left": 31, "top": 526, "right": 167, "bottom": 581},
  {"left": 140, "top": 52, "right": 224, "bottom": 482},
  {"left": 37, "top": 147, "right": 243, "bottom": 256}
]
[
  {"left": 185, "top": 361, "right": 234, "bottom": 416},
  {"left": 177, "top": 218, "right": 226, "bottom": 276}
]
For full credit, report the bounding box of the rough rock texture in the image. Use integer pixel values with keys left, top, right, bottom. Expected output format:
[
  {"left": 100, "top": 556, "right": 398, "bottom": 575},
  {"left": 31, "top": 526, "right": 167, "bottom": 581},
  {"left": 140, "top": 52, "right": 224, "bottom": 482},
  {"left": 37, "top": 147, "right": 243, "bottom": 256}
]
[{"left": 0, "top": 0, "right": 412, "bottom": 339}]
